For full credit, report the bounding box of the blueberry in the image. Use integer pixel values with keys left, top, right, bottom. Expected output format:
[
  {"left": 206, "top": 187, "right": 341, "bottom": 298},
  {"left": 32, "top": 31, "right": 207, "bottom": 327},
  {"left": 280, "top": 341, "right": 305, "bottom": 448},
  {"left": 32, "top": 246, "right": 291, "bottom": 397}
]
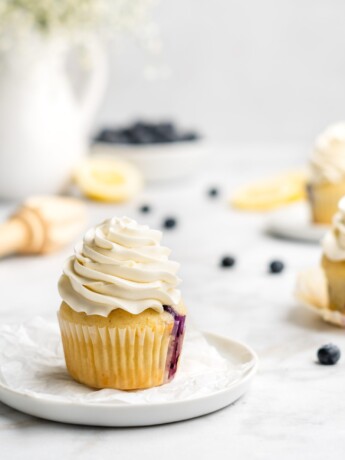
[
  {"left": 220, "top": 256, "right": 236, "bottom": 268},
  {"left": 208, "top": 187, "right": 219, "bottom": 198},
  {"left": 317, "top": 344, "right": 341, "bottom": 365},
  {"left": 94, "top": 128, "right": 131, "bottom": 144},
  {"left": 127, "top": 123, "right": 154, "bottom": 144},
  {"left": 115, "top": 130, "right": 133, "bottom": 144},
  {"left": 269, "top": 260, "right": 285, "bottom": 274},
  {"left": 94, "top": 129, "right": 118, "bottom": 143},
  {"left": 95, "top": 123, "right": 201, "bottom": 145},
  {"left": 152, "top": 123, "right": 177, "bottom": 143},
  {"left": 130, "top": 121, "right": 148, "bottom": 131},
  {"left": 139, "top": 205, "right": 151, "bottom": 213},
  {"left": 178, "top": 132, "right": 199, "bottom": 142},
  {"left": 163, "top": 217, "right": 177, "bottom": 229}
]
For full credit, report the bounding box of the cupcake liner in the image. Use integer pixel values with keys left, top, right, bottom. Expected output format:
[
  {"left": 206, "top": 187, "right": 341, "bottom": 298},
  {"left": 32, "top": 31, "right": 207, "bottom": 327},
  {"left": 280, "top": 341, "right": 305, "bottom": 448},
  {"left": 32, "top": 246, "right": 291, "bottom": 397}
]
[
  {"left": 307, "top": 182, "right": 345, "bottom": 224},
  {"left": 58, "top": 314, "right": 183, "bottom": 390},
  {"left": 321, "top": 256, "right": 345, "bottom": 314},
  {"left": 295, "top": 267, "right": 345, "bottom": 327}
]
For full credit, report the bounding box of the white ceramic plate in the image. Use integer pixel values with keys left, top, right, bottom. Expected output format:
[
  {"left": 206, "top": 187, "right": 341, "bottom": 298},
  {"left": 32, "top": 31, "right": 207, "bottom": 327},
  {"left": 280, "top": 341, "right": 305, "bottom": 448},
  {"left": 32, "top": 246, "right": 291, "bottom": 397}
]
[
  {"left": 91, "top": 141, "right": 207, "bottom": 182},
  {"left": 0, "top": 332, "right": 257, "bottom": 427},
  {"left": 265, "top": 202, "right": 329, "bottom": 243}
]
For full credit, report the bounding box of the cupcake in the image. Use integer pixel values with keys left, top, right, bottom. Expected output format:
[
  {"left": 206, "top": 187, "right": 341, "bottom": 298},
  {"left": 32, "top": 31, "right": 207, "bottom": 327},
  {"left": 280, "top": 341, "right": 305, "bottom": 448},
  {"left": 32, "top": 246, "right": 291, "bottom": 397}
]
[
  {"left": 307, "top": 122, "right": 345, "bottom": 224},
  {"left": 321, "top": 197, "right": 345, "bottom": 312},
  {"left": 58, "top": 216, "right": 186, "bottom": 390}
]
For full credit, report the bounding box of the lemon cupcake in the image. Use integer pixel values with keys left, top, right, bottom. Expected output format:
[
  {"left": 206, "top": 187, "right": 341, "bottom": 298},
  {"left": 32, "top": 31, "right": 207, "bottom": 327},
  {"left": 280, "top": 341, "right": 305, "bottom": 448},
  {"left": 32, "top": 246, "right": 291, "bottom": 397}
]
[
  {"left": 58, "top": 216, "right": 186, "bottom": 390},
  {"left": 321, "top": 198, "right": 345, "bottom": 312},
  {"left": 307, "top": 122, "right": 345, "bottom": 224}
]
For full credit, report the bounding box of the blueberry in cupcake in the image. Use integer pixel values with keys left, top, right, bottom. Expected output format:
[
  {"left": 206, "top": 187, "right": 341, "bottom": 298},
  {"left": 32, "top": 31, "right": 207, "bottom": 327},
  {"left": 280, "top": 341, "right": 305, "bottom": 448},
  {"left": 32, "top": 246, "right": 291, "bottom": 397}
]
[{"left": 58, "top": 216, "right": 186, "bottom": 390}]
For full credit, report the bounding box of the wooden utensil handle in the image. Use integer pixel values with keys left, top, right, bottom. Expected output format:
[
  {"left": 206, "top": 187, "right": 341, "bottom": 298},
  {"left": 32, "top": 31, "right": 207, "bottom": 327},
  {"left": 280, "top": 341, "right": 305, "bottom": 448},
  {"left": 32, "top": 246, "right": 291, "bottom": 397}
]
[{"left": 0, "top": 218, "right": 28, "bottom": 257}]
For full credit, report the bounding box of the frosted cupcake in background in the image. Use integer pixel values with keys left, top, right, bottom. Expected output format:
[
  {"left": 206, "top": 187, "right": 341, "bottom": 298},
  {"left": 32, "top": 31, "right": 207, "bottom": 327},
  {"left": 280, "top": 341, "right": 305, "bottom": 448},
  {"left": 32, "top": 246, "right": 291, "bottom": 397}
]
[
  {"left": 321, "top": 197, "right": 345, "bottom": 313},
  {"left": 58, "top": 217, "right": 186, "bottom": 390},
  {"left": 307, "top": 122, "right": 345, "bottom": 224}
]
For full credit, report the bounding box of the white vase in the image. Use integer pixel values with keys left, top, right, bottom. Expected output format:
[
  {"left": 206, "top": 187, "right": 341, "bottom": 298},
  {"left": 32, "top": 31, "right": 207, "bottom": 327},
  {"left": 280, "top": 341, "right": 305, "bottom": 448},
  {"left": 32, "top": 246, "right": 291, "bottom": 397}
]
[{"left": 0, "top": 36, "right": 107, "bottom": 200}]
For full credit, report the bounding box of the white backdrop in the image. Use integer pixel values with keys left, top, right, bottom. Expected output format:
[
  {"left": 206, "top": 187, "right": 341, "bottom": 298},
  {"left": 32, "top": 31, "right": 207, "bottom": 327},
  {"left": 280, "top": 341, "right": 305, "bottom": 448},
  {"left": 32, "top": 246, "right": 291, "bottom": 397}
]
[{"left": 95, "top": 0, "right": 345, "bottom": 143}]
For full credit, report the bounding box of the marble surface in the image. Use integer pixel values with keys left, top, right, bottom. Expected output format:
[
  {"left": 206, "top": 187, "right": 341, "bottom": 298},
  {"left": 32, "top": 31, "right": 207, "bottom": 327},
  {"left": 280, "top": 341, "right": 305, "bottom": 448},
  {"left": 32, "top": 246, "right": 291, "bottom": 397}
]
[{"left": 1, "top": 144, "right": 345, "bottom": 460}]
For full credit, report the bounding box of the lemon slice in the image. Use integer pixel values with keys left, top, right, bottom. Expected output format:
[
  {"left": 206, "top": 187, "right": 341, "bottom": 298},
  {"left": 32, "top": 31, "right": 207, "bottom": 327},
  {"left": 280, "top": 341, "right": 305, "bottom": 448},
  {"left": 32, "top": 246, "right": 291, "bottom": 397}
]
[
  {"left": 231, "top": 170, "right": 307, "bottom": 211},
  {"left": 74, "top": 156, "right": 143, "bottom": 203}
]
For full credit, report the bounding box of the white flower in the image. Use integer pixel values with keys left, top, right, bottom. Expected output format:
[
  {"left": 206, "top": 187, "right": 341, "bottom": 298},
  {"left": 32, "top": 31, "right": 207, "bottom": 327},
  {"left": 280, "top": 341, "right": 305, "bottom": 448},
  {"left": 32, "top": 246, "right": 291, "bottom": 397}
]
[{"left": 0, "top": 0, "right": 156, "bottom": 42}]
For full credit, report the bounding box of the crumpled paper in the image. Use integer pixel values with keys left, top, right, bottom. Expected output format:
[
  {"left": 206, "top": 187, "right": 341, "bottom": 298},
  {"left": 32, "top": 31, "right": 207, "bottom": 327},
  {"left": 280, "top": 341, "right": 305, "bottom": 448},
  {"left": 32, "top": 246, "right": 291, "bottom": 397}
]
[
  {"left": 0, "top": 317, "right": 254, "bottom": 405},
  {"left": 296, "top": 267, "right": 345, "bottom": 327}
]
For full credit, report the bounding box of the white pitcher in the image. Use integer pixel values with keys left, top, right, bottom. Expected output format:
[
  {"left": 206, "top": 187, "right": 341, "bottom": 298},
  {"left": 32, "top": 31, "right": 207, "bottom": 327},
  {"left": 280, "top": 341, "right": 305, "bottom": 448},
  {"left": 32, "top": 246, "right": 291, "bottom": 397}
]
[{"left": 0, "top": 36, "right": 107, "bottom": 200}]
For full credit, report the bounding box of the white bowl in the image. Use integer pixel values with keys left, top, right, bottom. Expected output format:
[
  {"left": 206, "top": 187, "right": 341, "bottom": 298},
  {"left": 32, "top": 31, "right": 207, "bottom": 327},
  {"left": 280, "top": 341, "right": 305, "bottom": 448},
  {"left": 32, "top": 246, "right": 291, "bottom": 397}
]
[
  {"left": 265, "top": 202, "right": 328, "bottom": 243},
  {"left": 91, "top": 141, "right": 207, "bottom": 182}
]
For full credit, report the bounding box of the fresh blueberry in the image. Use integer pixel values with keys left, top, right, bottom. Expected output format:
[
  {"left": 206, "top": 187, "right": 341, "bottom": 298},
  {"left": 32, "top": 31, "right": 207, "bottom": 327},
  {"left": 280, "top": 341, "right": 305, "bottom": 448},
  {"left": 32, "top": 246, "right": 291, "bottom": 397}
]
[
  {"left": 317, "top": 344, "right": 341, "bottom": 365},
  {"left": 115, "top": 129, "right": 133, "bottom": 144},
  {"left": 163, "top": 218, "right": 177, "bottom": 229},
  {"left": 95, "top": 123, "right": 200, "bottom": 145},
  {"left": 127, "top": 123, "right": 154, "bottom": 144},
  {"left": 269, "top": 260, "right": 285, "bottom": 274},
  {"left": 94, "top": 129, "right": 118, "bottom": 143},
  {"left": 220, "top": 256, "right": 236, "bottom": 268},
  {"left": 208, "top": 187, "right": 219, "bottom": 198},
  {"left": 94, "top": 128, "right": 131, "bottom": 144},
  {"left": 152, "top": 122, "right": 177, "bottom": 143},
  {"left": 139, "top": 205, "right": 151, "bottom": 213},
  {"left": 178, "top": 132, "right": 199, "bottom": 142}
]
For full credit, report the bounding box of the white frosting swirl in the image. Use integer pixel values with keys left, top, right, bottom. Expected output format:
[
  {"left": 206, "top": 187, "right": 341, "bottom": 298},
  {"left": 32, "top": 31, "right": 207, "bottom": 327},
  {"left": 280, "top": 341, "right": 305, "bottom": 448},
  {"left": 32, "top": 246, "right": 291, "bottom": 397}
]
[
  {"left": 309, "top": 122, "right": 345, "bottom": 184},
  {"left": 58, "top": 217, "right": 181, "bottom": 316},
  {"left": 322, "top": 197, "right": 345, "bottom": 261}
]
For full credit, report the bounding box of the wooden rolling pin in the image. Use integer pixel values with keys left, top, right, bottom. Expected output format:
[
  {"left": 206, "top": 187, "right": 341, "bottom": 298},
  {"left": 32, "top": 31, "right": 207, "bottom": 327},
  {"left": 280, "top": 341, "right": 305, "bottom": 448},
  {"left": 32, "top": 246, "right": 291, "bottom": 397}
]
[{"left": 0, "top": 196, "right": 86, "bottom": 257}]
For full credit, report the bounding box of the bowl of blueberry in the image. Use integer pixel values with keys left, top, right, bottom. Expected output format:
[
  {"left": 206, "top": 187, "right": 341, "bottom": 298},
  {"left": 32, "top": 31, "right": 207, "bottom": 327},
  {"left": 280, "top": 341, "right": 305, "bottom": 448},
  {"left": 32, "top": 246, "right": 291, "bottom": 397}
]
[{"left": 92, "top": 121, "right": 206, "bottom": 182}]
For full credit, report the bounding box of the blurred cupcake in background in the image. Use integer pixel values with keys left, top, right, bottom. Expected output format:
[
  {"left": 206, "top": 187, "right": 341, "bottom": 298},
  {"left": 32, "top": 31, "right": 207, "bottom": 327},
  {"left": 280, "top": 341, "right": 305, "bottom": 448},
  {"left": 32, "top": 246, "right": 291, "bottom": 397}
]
[
  {"left": 321, "top": 197, "right": 345, "bottom": 313},
  {"left": 307, "top": 122, "right": 345, "bottom": 224}
]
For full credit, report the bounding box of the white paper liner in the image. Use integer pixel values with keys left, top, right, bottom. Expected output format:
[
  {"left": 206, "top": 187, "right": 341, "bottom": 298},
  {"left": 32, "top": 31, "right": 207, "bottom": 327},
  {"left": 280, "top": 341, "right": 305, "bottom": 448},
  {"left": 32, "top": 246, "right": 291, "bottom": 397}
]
[
  {"left": 295, "top": 267, "right": 345, "bottom": 327},
  {"left": 0, "top": 317, "right": 254, "bottom": 405},
  {"left": 58, "top": 316, "right": 173, "bottom": 389}
]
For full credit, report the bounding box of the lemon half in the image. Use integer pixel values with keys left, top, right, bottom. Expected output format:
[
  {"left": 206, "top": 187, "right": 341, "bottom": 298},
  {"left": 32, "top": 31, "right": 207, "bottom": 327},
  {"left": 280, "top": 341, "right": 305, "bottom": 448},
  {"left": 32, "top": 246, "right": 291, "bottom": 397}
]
[
  {"left": 74, "top": 156, "right": 143, "bottom": 203},
  {"left": 231, "top": 170, "right": 307, "bottom": 211}
]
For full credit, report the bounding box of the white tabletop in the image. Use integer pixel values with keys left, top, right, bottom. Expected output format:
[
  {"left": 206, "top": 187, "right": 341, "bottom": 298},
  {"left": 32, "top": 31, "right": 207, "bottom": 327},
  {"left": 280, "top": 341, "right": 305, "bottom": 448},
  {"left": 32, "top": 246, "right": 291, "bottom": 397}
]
[{"left": 1, "top": 144, "right": 344, "bottom": 460}]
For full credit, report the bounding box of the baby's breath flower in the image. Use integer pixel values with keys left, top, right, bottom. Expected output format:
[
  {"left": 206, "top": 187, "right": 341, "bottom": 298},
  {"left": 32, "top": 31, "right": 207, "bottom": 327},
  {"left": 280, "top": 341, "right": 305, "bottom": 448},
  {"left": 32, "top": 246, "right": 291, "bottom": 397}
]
[{"left": 0, "top": 0, "right": 156, "bottom": 43}]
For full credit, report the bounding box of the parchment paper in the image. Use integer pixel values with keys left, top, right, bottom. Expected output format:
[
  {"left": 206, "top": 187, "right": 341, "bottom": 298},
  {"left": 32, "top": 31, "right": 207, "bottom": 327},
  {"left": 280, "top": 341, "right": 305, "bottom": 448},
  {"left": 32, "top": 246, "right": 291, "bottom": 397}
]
[{"left": 0, "top": 317, "right": 254, "bottom": 405}]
